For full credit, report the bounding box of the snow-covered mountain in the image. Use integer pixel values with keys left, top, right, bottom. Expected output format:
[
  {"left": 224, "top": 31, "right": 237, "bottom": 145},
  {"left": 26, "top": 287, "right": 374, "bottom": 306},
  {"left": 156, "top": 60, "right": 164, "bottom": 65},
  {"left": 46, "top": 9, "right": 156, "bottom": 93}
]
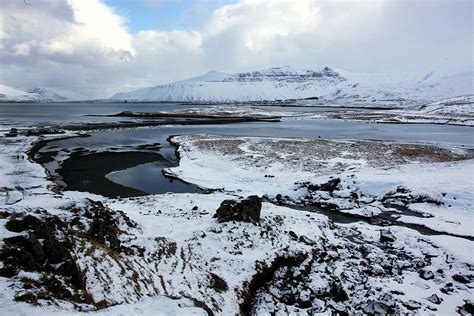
[
  {"left": 0, "top": 85, "right": 70, "bottom": 102},
  {"left": 111, "top": 66, "right": 473, "bottom": 106},
  {"left": 0, "top": 84, "right": 39, "bottom": 102},
  {"left": 27, "top": 87, "right": 69, "bottom": 102}
]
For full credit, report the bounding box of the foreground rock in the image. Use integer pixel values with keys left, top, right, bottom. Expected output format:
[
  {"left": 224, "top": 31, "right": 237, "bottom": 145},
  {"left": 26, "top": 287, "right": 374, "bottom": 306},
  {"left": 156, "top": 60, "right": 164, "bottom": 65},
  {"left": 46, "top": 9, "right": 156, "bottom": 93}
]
[
  {"left": 380, "top": 229, "right": 397, "bottom": 243},
  {"left": 0, "top": 201, "right": 138, "bottom": 309},
  {"left": 214, "top": 195, "right": 262, "bottom": 223}
]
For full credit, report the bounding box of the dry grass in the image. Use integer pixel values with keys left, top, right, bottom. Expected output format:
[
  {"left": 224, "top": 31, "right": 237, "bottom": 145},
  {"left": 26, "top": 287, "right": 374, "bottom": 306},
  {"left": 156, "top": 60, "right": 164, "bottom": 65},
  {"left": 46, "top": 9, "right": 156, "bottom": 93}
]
[{"left": 182, "top": 135, "right": 469, "bottom": 175}]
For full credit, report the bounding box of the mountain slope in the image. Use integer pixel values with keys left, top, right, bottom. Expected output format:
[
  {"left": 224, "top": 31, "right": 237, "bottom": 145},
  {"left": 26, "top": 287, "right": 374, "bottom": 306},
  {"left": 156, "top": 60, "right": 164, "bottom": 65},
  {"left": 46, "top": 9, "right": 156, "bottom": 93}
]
[
  {"left": 111, "top": 66, "right": 473, "bottom": 106},
  {"left": 0, "top": 84, "right": 70, "bottom": 102},
  {"left": 27, "top": 87, "right": 69, "bottom": 102},
  {"left": 112, "top": 66, "right": 346, "bottom": 102},
  {"left": 0, "top": 84, "right": 39, "bottom": 102}
]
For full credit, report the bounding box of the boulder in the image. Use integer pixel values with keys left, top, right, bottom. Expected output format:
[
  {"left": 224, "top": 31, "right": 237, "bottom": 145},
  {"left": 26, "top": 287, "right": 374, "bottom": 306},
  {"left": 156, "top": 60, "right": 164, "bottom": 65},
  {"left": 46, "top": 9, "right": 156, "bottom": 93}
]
[
  {"left": 5, "top": 128, "right": 18, "bottom": 137},
  {"left": 419, "top": 269, "right": 435, "bottom": 280},
  {"left": 426, "top": 294, "right": 443, "bottom": 305},
  {"left": 403, "top": 300, "right": 422, "bottom": 310},
  {"left": 452, "top": 274, "right": 471, "bottom": 284},
  {"left": 308, "top": 178, "right": 341, "bottom": 193},
  {"left": 329, "top": 282, "right": 349, "bottom": 302},
  {"left": 380, "top": 229, "right": 396, "bottom": 243},
  {"left": 362, "top": 301, "right": 393, "bottom": 314},
  {"left": 214, "top": 195, "right": 262, "bottom": 223},
  {"left": 457, "top": 301, "right": 474, "bottom": 315},
  {"left": 299, "top": 235, "right": 317, "bottom": 246}
]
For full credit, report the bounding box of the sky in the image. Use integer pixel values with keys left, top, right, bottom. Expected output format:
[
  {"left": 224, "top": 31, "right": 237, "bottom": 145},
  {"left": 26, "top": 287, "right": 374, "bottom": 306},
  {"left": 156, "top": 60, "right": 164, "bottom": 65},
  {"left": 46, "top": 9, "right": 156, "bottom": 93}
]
[{"left": 0, "top": 0, "right": 472, "bottom": 98}]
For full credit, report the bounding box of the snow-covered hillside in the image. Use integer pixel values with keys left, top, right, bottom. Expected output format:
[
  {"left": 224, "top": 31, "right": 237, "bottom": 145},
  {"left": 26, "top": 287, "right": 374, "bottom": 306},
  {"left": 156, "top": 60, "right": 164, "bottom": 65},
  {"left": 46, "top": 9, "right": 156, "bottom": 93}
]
[
  {"left": 111, "top": 66, "right": 473, "bottom": 106},
  {"left": 27, "top": 87, "right": 69, "bottom": 102},
  {"left": 0, "top": 84, "right": 69, "bottom": 102},
  {"left": 0, "top": 84, "right": 38, "bottom": 102}
]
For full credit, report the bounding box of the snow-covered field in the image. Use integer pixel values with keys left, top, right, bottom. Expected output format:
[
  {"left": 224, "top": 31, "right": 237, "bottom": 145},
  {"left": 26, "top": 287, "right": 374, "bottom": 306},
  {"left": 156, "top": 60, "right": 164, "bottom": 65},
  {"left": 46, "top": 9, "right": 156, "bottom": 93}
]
[
  {"left": 142, "top": 97, "right": 474, "bottom": 126},
  {"left": 320, "top": 95, "right": 474, "bottom": 126},
  {"left": 0, "top": 125, "right": 473, "bottom": 315},
  {"left": 167, "top": 135, "right": 473, "bottom": 237}
]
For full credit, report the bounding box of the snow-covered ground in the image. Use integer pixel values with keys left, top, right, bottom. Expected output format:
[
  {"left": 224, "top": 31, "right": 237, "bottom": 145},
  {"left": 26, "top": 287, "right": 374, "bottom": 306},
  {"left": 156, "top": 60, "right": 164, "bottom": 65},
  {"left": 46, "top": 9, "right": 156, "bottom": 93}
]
[
  {"left": 167, "top": 134, "right": 473, "bottom": 237},
  {"left": 127, "top": 99, "right": 474, "bottom": 126},
  {"left": 0, "top": 126, "right": 473, "bottom": 315},
  {"left": 318, "top": 95, "right": 474, "bottom": 126}
]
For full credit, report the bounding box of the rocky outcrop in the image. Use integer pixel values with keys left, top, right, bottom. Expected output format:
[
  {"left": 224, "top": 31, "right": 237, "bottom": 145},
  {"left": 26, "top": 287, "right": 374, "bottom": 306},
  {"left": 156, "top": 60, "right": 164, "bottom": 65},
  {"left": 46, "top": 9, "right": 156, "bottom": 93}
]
[
  {"left": 0, "top": 212, "right": 87, "bottom": 306},
  {"left": 0, "top": 200, "right": 138, "bottom": 309},
  {"left": 380, "top": 229, "right": 396, "bottom": 243},
  {"left": 214, "top": 195, "right": 262, "bottom": 223}
]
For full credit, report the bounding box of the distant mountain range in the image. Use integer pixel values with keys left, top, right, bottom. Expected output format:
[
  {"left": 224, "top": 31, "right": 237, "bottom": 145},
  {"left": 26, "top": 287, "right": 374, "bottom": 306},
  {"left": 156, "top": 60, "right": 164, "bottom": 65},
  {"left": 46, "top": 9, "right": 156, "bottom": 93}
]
[
  {"left": 111, "top": 66, "right": 473, "bottom": 107},
  {"left": 27, "top": 87, "right": 69, "bottom": 102},
  {"left": 2, "top": 66, "right": 472, "bottom": 106},
  {"left": 0, "top": 84, "right": 69, "bottom": 102}
]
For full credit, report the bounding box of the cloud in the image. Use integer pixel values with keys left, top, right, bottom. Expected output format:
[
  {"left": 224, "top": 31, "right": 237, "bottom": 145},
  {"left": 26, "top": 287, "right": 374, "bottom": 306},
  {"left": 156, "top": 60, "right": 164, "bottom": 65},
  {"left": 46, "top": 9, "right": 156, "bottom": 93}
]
[
  {"left": 0, "top": 0, "right": 133, "bottom": 65},
  {"left": 0, "top": 0, "right": 471, "bottom": 98}
]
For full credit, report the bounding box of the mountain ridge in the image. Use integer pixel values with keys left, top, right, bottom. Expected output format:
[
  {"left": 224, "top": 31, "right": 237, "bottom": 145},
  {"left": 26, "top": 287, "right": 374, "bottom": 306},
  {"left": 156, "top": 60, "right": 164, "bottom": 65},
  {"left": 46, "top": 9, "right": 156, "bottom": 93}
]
[
  {"left": 0, "top": 85, "right": 70, "bottom": 102},
  {"left": 111, "top": 66, "right": 473, "bottom": 106}
]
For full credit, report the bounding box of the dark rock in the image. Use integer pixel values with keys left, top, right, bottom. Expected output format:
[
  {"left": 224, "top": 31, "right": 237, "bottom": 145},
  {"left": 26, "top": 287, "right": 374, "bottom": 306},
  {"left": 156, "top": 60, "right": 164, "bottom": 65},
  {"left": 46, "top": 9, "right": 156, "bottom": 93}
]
[
  {"left": 329, "top": 282, "right": 349, "bottom": 302},
  {"left": 5, "top": 215, "right": 41, "bottom": 232},
  {"left": 390, "top": 290, "right": 405, "bottom": 295},
  {"left": 86, "top": 201, "right": 122, "bottom": 252},
  {"left": 362, "top": 301, "right": 393, "bottom": 314},
  {"left": 452, "top": 274, "right": 471, "bottom": 284},
  {"left": 308, "top": 178, "right": 341, "bottom": 192},
  {"left": 0, "top": 202, "right": 137, "bottom": 309},
  {"left": 299, "top": 235, "right": 317, "bottom": 246},
  {"left": 192, "top": 205, "right": 199, "bottom": 211},
  {"left": 396, "top": 186, "right": 410, "bottom": 194},
  {"left": 403, "top": 300, "right": 422, "bottom": 310},
  {"left": 419, "top": 269, "right": 435, "bottom": 280},
  {"left": 289, "top": 230, "right": 298, "bottom": 240},
  {"left": 0, "top": 266, "right": 17, "bottom": 278},
  {"left": 25, "top": 128, "right": 65, "bottom": 137},
  {"left": 5, "top": 128, "right": 19, "bottom": 137},
  {"left": 214, "top": 195, "right": 261, "bottom": 223},
  {"left": 15, "top": 293, "right": 38, "bottom": 304},
  {"left": 0, "top": 214, "right": 83, "bottom": 289},
  {"left": 0, "top": 211, "right": 12, "bottom": 219},
  {"left": 88, "top": 217, "right": 121, "bottom": 252},
  {"left": 209, "top": 273, "right": 228, "bottom": 292},
  {"left": 440, "top": 282, "right": 455, "bottom": 295},
  {"left": 457, "top": 301, "right": 474, "bottom": 315},
  {"left": 426, "top": 294, "right": 443, "bottom": 305},
  {"left": 380, "top": 229, "right": 396, "bottom": 243}
]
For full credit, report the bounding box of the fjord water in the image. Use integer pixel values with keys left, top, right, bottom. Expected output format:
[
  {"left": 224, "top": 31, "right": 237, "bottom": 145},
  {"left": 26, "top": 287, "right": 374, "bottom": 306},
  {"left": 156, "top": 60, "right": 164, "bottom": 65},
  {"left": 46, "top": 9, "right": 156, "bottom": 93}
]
[{"left": 0, "top": 102, "right": 212, "bottom": 126}]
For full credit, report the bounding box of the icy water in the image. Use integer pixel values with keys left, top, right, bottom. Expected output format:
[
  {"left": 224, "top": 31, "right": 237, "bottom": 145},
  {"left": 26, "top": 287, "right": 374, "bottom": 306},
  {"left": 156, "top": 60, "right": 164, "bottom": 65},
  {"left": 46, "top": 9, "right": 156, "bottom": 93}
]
[
  {"left": 11, "top": 102, "right": 473, "bottom": 196},
  {"left": 0, "top": 102, "right": 213, "bottom": 127}
]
